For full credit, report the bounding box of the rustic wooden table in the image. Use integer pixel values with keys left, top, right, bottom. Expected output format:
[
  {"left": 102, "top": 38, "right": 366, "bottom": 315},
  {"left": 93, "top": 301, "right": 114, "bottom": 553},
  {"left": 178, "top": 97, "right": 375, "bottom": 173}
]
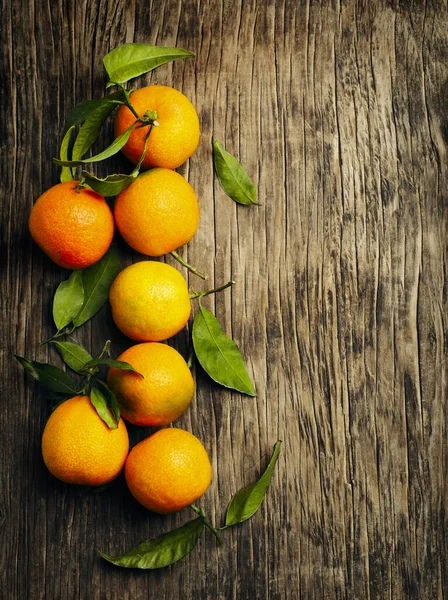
[{"left": 2, "top": 0, "right": 447, "bottom": 598}]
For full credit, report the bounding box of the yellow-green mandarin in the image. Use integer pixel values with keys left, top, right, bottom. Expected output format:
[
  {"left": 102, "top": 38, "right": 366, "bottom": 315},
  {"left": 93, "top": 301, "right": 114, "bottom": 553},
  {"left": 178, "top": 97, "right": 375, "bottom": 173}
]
[{"left": 109, "top": 261, "right": 191, "bottom": 342}]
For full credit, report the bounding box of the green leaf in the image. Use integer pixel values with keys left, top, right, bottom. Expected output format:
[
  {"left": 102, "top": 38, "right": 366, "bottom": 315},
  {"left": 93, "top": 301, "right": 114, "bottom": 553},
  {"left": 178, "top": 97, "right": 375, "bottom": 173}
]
[
  {"left": 94, "top": 379, "right": 121, "bottom": 423},
  {"left": 82, "top": 126, "right": 150, "bottom": 197},
  {"left": 82, "top": 172, "right": 137, "bottom": 197},
  {"left": 59, "top": 126, "right": 75, "bottom": 183},
  {"left": 99, "top": 517, "right": 205, "bottom": 569},
  {"left": 73, "top": 244, "right": 120, "bottom": 327},
  {"left": 225, "top": 442, "right": 281, "bottom": 527},
  {"left": 213, "top": 141, "right": 257, "bottom": 205},
  {"left": 55, "top": 122, "right": 135, "bottom": 167},
  {"left": 82, "top": 358, "right": 142, "bottom": 375},
  {"left": 103, "top": 43, "right": 195, "bottom": 85},
  {"left": 15, "top": 356, "right": 77, "bottom": 394},
  {"left": 72, "top": 100, "right": 121, "bottom": 161},
  {"left": 52, "top": 270, "right": 85, "bottom": 331},
  {"left": 109, "top": 388, "right": 121, "bottom": 423},
  {"left": 52, "top": 341, "right": 93, "bottom": 373},
  {"left": 90, "top": 386, "right": 117, "bottom": 429},
  {"left": 192, "top": 305, "right": 256, "bottom": 396},
  {"left": 65, "top": 92, "right": 125, "bottom": 126}
]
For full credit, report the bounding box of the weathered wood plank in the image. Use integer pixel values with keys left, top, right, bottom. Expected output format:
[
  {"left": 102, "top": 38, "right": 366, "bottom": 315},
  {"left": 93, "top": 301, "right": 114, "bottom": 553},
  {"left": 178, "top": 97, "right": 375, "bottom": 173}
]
[{"left": 0, "top": 0, "right": 447, "bottom": 598}]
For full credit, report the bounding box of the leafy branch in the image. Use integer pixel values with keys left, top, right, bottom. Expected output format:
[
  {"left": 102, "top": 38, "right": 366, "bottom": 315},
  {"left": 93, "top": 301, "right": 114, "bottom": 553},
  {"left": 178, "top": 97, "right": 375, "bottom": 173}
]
[
  {"left": 51, "top": 44, "right": 195, "bottom": 196},
  {"left": 99, "top": 442, "right": 281, "bottom": 569},
  {"left": 16, "top": 338, "right": 141, "bottom": 429}
]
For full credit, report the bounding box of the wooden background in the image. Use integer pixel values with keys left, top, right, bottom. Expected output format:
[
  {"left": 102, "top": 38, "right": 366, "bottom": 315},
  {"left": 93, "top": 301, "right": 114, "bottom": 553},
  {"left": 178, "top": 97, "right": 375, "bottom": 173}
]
[{"left": 1, "top": 0, "right": 447, "bottom": 598}]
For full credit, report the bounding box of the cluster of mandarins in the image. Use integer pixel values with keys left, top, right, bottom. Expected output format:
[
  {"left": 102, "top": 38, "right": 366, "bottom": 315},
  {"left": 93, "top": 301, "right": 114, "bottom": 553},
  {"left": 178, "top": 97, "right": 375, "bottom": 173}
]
[{"left": 29, "top": 86, "right": 213, "bottom": 514}]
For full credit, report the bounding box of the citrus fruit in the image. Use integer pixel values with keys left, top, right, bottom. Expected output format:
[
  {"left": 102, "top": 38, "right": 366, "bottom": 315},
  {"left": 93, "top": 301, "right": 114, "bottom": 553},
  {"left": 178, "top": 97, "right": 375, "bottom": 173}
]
[
  {"left": 107, "top": 343, "right": 195, "bottom": 427},
  {"left": 29, "top": 181, "right": 114, "bottom": 269},
  {"left": 109, "top": 261, "right": 191, "bottom": 342},
  {"left": 125, "top": 428, "right": 212, "bottom": 514},
  {"left": 114, "top": 168, "right": 199, "bottom": 257},
  {"left": 41, "top": 395, "right": 129, "bottom": 486},
  {"left": 114, "top": 85, "right": 200, "bottom": 170}
]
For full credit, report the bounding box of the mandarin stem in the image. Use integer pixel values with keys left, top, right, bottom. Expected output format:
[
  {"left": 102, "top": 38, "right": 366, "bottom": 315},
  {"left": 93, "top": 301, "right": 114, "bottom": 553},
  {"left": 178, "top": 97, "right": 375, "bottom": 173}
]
[
  {"left": 170, "top": 251, "right": 207, "bottom": 280},
  {"left": 190, "top": 505, "right": 222, "bottom": 545},
  {"left": 39, "top": 325, "right": 76, "bottom": 346},
  {"left": 189, "top": 280, "right": 234, "bottom": 300},
  {"left": 111, "top": 82, "right": 141, "bottom": 120}
]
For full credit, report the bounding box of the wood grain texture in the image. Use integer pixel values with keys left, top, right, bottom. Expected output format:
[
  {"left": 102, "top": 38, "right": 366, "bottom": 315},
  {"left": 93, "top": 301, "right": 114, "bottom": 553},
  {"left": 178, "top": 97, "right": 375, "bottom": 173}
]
[{"left": 1, "top": 0, "right": 447, "bottom": 598}]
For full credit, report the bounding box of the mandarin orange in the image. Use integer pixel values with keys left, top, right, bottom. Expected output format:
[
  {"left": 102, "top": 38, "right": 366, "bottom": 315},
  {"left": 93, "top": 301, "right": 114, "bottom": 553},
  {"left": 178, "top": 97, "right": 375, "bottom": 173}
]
[
  {"left": 41, "top": 395, "right": 129, "bottom": 486},
  {"left": 29, "top": 181, "right": 114, "bottom": 269},
  {"left": 109, "top": 261, "right": 191, "bottom": 342},
  {"left": 125, "top": 428, "right": 212, "bottom": 514},
  {"left": 114, "top": 168, "right": 199, "bottom": 257},
  {"left": 114, "top": 85, "right": 200, "bottom": 170},
  {"left": 107, "top": 343, "right": 195, "bottom": 427}
]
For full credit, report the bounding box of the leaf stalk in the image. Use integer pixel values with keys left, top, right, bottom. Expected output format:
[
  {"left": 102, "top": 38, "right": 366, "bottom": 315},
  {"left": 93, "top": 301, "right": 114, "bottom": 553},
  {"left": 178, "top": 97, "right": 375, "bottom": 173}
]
[
  {"left": 189, "top": 280, "right": 234, "bottom": 300},
  {"left": 190, "top": 505, "right": 222, "bottom": 545},
  {"left": 170, "top": 251, "right": 207, "bottom": 280},
  {"left": 39, "top": 325, "right": 76, "bottom": 346}
]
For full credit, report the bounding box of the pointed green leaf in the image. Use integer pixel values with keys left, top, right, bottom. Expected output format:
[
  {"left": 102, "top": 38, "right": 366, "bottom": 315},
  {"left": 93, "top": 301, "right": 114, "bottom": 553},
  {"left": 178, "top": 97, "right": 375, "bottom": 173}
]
[
  {"left": 65, "top": 92, "right": 125, "bottom": 126},
  {"left": 81, "top": 127, "right": 150, "bottom": 196},
  {"left": 82, "top": 358, "right": 142, "bottom": 375},
  {"left": 72, "top": 100, "right": 121, "bottom": 161},
  {"left": 82, "top": 172, "right": 136, "bottom": 197},
  {"left": 73, "top": 245, "right": 120, "bottom": 327},
  {"left": 94, "top": 379, "right": 121, "bottom": 423},
  {"left": 52, "top": 341, "right": 93, "bottom": 373},
  {"left": 192, "top": 305, "right": 256, "bottom": 396},
  {"left": 225, "top": 442, "right": 281, "bottom": 527},
  {"left": 15, "top": 356, "right": 77, "bottom": 394},
  {"left": 103, "top": 43, "right": 195, "bottom": 85},
  {"left": 109, "top": 388, "right": 121, "bottom": 424},
  {"left": 52, "top": 270, "right": 85, "bottom": 331},
  {"left": 90, "top": 386, "right": 117, "bottom": 429},
  {"left": 59, "top": 126, "right": 75, "bottom": 183},
  {"left": 99, "top": 517, "right": 204, "bottom": 569},
  {"left": 213, "top": 141, "right": 257, "bottom": 205},
  {"left": 55, "top": 122, "right": 135, "bottom": 167}
]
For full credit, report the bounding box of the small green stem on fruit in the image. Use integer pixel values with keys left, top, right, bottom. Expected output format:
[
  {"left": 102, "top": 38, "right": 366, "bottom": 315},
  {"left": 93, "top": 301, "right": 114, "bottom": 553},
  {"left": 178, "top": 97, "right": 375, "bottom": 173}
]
[
  {"left": 127, "top": 105, "right": 140, "bottom": 121},
  {"left": 143, "top": 109, "right": 158, "bottom": 123},
  {"left": 75, "top": 178, "right": 87, "bottom": 193},
  {"left": 170, "top": 251, "right": 207, "bottom": 280},
  {"left": 110, "top": 83, "right": 158, "bottom": 128},
  {"left": 189, "top": 280, "right": 234, "bottom": 300},
  {"left": 190, "top": 505, "right": 223, "bottom": 545},
  {"left": 110, "top": 82, "right": 141, "bottom": 120}
]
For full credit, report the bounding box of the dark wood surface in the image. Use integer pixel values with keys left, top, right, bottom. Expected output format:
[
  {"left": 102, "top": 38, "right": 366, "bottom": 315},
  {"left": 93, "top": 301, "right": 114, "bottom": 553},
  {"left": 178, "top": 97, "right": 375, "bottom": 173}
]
[{"left": 1, "top": 0, "right": 447, "bottom": 598}]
